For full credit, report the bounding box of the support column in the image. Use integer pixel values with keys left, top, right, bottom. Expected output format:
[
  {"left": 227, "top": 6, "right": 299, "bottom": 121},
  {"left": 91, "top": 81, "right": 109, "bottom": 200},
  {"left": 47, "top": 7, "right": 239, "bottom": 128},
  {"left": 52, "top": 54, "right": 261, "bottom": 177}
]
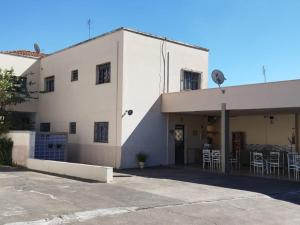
[
  {"left": 295, "top": 113, "right": 299, "bottom": 152},
  {"left": 221, "top": 103, "right": 230, "bottom": 174}
]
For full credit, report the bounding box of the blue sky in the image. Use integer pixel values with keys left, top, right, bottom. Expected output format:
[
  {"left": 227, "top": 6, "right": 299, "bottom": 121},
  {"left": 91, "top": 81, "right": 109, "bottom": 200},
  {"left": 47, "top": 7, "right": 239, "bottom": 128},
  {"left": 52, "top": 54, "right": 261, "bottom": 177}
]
[{"left": 1, "top": 0, "right": 299, "bottom": 87}]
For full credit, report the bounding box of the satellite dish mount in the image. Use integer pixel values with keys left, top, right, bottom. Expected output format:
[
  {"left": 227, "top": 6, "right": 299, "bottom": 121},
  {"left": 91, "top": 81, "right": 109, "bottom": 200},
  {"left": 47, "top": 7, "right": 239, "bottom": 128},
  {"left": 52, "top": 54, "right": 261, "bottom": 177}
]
[
  {"left": 211, "top": 69, "right": 226, "bottom": 94},
  {"left": 34, "top": 43, "right": 40, "bottom": 54}
]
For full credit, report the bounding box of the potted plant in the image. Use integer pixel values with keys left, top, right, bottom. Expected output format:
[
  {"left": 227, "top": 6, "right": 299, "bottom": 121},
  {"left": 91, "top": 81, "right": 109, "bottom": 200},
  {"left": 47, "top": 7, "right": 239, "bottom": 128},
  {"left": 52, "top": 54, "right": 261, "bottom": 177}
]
[{"left": 136, "top": 153, "right": 148, "bottom": 169}]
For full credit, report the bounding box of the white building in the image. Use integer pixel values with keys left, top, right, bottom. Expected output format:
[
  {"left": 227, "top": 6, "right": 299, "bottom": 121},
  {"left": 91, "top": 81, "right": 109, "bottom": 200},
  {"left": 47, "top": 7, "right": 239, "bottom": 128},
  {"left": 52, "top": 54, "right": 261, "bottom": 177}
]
[{"left": 1, "top": 27, "right": 300, "bottom": 171}]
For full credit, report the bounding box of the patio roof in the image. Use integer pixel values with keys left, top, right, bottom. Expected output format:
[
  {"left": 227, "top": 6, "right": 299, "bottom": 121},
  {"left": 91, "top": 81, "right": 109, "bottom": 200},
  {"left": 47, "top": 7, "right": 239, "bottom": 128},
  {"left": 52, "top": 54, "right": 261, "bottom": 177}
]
[{"left": 162, "top": 79, "right": 300, "bottom": 113}]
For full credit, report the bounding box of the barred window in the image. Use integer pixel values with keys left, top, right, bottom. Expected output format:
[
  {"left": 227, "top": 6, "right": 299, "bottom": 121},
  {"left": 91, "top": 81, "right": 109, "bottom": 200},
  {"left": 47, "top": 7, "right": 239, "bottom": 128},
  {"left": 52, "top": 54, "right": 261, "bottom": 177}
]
[
  {"left": 181, "top": 71, "right": 201, "bottom": 91},
  {"left": 94, "top": 122, "right": 108, "bottom": 143},
  {"left": 96, "top": 63, "right": 110, "bottom": 84},
  {"left": 40, "top": 123, "right": 50, "bottom": 132},
  {"left": 69, "top": 122, "right": 76, "bottom": 134},
  {"left": 71, "top": 70, "right": 78, "bottom": 82}
]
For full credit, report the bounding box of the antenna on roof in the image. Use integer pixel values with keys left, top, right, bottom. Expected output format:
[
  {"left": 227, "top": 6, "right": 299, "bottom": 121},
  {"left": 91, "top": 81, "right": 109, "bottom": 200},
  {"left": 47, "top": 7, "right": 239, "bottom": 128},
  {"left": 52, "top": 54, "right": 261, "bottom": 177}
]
[
  {"left": 87, "top": 19, "right": 91, "bottom": 39},
  {"left": 34, "top": 43, "right": 40, "bottom": 54},
  {"left": 211, "top": 69, "right": 226, "bottom": 94},
  {"left": 262, "top": 65, "right": 267, "bottom": 83}
]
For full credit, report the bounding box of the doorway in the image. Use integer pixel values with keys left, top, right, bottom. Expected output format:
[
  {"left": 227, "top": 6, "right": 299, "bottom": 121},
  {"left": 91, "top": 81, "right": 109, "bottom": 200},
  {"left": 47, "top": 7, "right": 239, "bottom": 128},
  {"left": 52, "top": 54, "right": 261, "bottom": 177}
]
[{"left": 175, "top": 125, "right": 185, "bottom": 164}]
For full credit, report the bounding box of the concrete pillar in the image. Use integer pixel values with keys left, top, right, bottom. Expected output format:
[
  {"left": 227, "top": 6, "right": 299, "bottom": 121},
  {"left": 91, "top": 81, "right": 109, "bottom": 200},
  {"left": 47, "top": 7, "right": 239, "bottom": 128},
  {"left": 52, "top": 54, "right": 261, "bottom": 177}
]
[
  {"left": 295, "top": 113, "right": 299, "bottom": 152},
  {"left": 221, "top": 103, "right": 230, "bottom": 174}
]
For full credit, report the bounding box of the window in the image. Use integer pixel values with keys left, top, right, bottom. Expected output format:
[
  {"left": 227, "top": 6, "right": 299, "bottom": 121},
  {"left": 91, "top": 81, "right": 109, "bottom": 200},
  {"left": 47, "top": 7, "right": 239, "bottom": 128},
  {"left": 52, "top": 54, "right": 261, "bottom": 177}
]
[
  {"left": 15, "top": 76, "right": 27, "bottom": 93},
  {"left": 44, "top": 76, "right": 55, "bottom": 92},
  {"left": 69, "top": 122, "right": 76, "bottom": 134},
  {"left": 96, "top": 63, "right": 110, "bottom": 84},
  {"left": 94, "top": 122, "right": 108, "bottom": 143},
  {"left": 71, "top": 70, "right": 78, "bottom": 82},
  {"left": 40, "top": 123, "right": 50, "bottom": 132},
  {"left": 181, "top": 71, "right": 201, "bottom": 91}
]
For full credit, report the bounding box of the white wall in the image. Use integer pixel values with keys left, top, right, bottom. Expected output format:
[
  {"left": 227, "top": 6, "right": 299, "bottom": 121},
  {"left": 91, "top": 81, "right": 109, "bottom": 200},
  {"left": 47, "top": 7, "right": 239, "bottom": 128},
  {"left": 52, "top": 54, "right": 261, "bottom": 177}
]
[
  {"left": 27, "top": 159, "right": 113, "bottom": 183},
  {"left": 0, "top": 53, "right": 39, "bottom": 112},
  {"left": 230, "top": 114, "right": 295, "bottom": 146},
  {"left": 7, "top": 131, "right": 35, "bottom": 166},
  {"left": 121, "top": 30, "right": 208, "bottom": 168},
  {"left": 162, "top": 79, "right": 300, "bottom": 113},
  {"left": 37, "top": 31, "right": 124, "bottom": 167}
]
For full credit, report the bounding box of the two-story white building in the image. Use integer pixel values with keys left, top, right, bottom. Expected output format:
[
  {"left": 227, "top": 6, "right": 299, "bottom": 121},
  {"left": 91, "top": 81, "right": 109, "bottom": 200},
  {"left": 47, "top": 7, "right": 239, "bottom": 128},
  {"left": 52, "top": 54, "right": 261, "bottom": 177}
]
[{"left": 1, "top": 27, "right": 300, "bottom": 172}]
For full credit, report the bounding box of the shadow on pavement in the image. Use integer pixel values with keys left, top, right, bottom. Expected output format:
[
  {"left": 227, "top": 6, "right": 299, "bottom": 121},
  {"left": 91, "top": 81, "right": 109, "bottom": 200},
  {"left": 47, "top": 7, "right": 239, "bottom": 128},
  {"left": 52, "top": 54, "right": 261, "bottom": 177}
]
[{"left": 116, "top": 166, "right": 300, "bottom": 205}]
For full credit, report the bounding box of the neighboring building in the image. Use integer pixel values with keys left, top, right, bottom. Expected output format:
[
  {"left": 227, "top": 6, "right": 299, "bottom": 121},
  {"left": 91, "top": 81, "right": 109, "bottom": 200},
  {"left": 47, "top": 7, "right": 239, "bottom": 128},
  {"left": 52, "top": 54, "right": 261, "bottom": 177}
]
[
  {"left": 0, "top": 50, "right": 40, "bottom": 129},
  {"left": 1, "top": 27, "right": 300, "bottom": 171}
]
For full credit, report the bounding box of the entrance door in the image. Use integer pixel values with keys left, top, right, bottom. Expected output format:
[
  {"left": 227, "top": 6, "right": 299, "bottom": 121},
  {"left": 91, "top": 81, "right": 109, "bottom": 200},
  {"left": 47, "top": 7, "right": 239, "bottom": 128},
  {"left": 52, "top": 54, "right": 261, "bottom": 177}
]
[{"left": 175, "top": 125, "right": 185, "bottom": 164}]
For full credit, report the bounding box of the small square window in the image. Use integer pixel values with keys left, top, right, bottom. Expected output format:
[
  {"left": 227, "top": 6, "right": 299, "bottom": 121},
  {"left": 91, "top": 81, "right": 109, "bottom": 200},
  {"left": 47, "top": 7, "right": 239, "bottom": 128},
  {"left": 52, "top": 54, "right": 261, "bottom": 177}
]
[
  {"left": 181, "top": 71, "right": 201, "bottom": 91},
  {"left": 69, "top": 122, "right": 76, "bottom": 134},
  {"left": 44, "top": 76, "right": 55, "bottom": 92},
  {"left": 94, "top": 122, "right": 108, "bottom": 143},
  {"left": 71, "top": 70, "right": 78, "bottom": 82},
  {"left": 40, "top": 123, "right": 50, "bottom": 132},
  {"left": 96, "top": 63, "right": 110, "bottom": 85}
]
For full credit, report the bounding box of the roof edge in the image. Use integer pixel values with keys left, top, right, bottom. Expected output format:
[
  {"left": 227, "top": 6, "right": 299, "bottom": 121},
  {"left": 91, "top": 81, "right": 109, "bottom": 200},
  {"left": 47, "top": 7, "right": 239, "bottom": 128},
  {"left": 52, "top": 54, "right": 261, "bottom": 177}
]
[
  {"left": 122, "top": 27, "right": 209, "bottom": 52},
  {"left": 45, "top": 27, "right": 209, "bottom": 58},
  {"left": 0, "top": 51, "right": 41, "bottom": 60}
]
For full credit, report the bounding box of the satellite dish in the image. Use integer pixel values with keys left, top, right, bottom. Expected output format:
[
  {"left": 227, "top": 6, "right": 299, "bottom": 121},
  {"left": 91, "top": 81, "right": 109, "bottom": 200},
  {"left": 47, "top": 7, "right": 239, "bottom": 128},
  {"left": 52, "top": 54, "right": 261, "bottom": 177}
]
[
  {"left": 34, "top": 43, "right": 40, "bottom": 54},
  {"left": 211, "top": 69, "right": 226, "bottom": 94}
]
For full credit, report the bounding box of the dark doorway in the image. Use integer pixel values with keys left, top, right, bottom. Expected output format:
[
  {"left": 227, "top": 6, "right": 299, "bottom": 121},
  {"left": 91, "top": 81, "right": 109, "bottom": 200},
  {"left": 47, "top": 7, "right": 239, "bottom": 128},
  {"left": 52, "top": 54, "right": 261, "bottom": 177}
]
[{"left": 175, "top": 125, "right": 185, "bottom": 164}]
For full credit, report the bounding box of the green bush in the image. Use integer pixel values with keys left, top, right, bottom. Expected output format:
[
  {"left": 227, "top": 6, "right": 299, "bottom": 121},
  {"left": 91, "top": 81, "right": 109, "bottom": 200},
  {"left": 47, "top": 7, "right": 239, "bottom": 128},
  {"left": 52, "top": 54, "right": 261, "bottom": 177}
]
[
  {"left": 0, "top": 137, "right": 13, "bottom": 166},
  {"left": 136, "top": 152, "right": 148, "bottom": 162}
]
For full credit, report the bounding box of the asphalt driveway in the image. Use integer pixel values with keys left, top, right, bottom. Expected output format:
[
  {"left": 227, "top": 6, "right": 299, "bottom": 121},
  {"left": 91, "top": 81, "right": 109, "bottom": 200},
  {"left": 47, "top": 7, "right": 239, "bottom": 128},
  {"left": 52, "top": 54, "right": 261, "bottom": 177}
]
[{"left": 1, "top": 166, "right": 300, "bottom": 225}]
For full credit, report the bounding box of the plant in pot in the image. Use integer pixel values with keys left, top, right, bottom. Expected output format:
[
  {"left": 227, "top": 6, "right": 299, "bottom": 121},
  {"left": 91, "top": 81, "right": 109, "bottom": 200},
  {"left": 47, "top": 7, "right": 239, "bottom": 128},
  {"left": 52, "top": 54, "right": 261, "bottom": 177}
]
[{"left": 136, "top": 153, "right": 148, "bottom": 169}]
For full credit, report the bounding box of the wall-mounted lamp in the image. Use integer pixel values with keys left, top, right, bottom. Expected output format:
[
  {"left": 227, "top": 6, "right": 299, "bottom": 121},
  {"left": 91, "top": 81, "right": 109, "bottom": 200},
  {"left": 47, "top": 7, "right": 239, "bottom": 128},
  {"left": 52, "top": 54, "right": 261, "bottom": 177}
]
[
  {"left": 122, "top": 109, "right": 133, "bottom": 118},
  {"left": 269, "top": 115, "right": 274, "bottom": 124},
  {"left": 264, "top": 114, "right": 275, "bottom": 124}
]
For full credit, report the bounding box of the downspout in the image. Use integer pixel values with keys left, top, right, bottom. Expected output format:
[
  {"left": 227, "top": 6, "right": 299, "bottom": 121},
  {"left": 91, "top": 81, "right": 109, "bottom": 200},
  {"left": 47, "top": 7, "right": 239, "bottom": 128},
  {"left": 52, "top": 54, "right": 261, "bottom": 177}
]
[
  {"left": 115, "top": 41, "right": 119, "bottom": 168},
  {"left": 167, "top": 52, "right": 169, "bottom": 93}
]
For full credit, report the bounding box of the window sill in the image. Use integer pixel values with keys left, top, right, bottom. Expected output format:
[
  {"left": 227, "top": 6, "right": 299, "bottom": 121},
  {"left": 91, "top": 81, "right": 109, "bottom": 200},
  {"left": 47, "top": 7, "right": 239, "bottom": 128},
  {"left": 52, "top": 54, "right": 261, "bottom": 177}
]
[
  {"left": 93, "top": 141, "right": 109, "bottom": 144},
  {"left": 96, "top": 81, "right": 111, "bottom": 85},
  {"left": 180, "top": 88, "right": 201, "bottom": 92},
  {"left": 40, "top": 90, "right": 54, "bottom": 93}
]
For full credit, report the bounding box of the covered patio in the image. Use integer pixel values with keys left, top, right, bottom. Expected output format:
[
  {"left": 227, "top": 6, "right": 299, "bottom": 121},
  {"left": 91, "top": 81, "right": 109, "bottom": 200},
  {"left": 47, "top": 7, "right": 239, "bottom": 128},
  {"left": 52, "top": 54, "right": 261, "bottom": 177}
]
[{"left": 162, "top": 79, "right": 300, "bottom": 180}]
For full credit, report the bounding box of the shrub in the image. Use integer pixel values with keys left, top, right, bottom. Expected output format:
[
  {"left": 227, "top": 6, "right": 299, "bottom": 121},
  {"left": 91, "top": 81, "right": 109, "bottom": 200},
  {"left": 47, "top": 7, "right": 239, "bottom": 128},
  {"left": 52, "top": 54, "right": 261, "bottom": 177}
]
[
  {"left": 0, "top": 137, "right": 13, "bottom": 166},
  {"left": 136, "top": 153, "right": 148, "bottom": 162}
]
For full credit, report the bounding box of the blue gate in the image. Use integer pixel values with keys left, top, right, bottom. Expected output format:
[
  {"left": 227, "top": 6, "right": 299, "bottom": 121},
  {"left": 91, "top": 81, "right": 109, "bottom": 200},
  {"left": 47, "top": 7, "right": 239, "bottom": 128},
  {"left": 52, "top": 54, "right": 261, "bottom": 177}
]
[{"left": 34, "top": 132, "right": 67, "bottom": 161}]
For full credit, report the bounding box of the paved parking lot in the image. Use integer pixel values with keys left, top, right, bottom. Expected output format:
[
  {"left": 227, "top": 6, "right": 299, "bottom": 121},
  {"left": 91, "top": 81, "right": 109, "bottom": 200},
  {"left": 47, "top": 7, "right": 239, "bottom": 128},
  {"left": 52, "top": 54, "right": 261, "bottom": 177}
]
[{"left": 1, "top": 166, "right": 300, "bottom": 225}]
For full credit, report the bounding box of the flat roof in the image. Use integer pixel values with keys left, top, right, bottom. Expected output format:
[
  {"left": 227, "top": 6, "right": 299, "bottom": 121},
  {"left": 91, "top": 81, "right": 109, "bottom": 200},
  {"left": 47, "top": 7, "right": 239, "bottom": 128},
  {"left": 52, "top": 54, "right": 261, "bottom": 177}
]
[{"left": 46, "top": 27, "right": 209, "bottom": 57}]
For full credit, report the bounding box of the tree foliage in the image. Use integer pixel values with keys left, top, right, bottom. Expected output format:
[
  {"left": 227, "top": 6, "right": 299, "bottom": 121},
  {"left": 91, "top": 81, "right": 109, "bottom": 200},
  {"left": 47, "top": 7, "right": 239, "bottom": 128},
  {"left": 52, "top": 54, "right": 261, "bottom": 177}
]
[{"left": 0, "top": 68, "right": 28, "bottom": 135}]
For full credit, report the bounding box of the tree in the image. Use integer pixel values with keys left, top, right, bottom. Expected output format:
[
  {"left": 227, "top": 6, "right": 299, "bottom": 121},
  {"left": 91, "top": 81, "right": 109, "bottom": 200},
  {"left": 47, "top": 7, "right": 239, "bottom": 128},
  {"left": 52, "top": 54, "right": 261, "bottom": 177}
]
[{"left": 0, "top": 68, "right": 29, "bottom": 135}]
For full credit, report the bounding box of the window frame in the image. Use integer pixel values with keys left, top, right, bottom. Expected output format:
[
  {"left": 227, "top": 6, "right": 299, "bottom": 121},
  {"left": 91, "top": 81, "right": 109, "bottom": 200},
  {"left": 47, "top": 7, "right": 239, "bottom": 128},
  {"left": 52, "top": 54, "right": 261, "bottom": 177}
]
[
  {"left": 69, "top": 122, "right": 76, "bottom": 134},
  {"left": 96, "top": 62, "right": 111, "bottom": 85},
  {"left": 94, "top": 122, "right": 109, "bottom": 143},
  {"left": 44, "top": 76, "right": 55, "bottom": 92},
  {"left": 40, "top": 122, "right": 50, "bottom": 132},
  {"left": 180, "top": 70, "right": 201, "bottom": 91},
  {"left": 71, "top": 69, "right": 79, "bottom": 82}
]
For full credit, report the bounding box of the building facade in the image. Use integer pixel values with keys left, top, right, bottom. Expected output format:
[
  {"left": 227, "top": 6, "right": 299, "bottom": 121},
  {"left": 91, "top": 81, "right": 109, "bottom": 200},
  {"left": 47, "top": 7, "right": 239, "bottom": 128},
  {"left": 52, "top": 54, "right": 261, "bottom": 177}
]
[
  {"left": 1, "top": 27, "right": 300, "bottom": 171},
  {"left": 0, "top": 28, "right": 208, "bottom": 168}
]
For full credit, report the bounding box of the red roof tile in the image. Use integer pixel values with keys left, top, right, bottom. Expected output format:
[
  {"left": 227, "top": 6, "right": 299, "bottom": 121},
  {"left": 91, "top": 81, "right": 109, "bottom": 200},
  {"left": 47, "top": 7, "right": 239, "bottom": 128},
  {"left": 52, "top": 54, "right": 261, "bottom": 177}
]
[{"left": 0, "top": 50, "right": 45, "bottom": 58}]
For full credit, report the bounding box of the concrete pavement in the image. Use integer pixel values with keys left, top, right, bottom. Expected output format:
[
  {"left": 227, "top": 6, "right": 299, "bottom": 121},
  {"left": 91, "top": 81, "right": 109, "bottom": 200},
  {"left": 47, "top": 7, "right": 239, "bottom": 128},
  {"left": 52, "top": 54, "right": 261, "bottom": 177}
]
[{"left": 1, "top": 166, "right": 300, "bottom": 225}]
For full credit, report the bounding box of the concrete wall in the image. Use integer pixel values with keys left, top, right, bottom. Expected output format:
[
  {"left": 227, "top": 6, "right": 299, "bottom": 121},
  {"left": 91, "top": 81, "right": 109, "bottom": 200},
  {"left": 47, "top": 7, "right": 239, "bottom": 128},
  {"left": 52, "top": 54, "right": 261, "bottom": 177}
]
[
  {"left": 26, "top": 159, "right": 113, "bottom": 183},
  {"left": 120, "top": 30, "right": 208, "bottom": 168},
  {"left": 162, "top": 79, "right": 300, "bottom": 113},
  {"left": 230, "top": 114, "right": 295, "bottom": 146},
  {"left": 37, "top": 31, "right": 124, "bottom": 168},
  {"left": 7, "top": 131, "right": 35, "bottom": 166},
  {"left": 0, "top": 53, "right": 39, "bottom": 113}
]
